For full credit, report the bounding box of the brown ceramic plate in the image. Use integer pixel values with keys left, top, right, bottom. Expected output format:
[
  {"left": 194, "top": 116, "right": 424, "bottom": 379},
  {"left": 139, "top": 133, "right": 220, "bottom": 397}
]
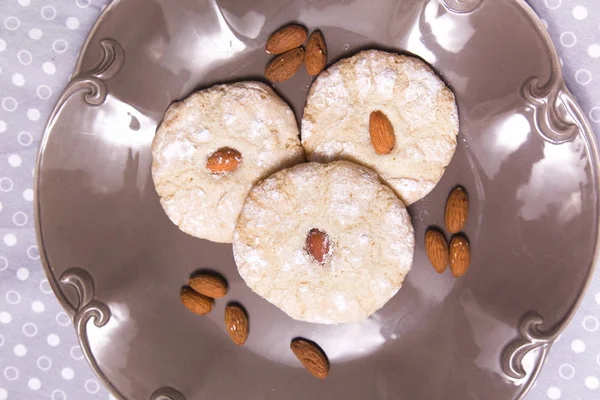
[{"left": 35, "top": 0, "right": 599, "bottom": 399}]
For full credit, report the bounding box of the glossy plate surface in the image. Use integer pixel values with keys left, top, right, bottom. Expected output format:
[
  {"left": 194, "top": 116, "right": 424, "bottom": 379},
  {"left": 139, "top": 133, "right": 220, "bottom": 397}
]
[{"left": 35, "top": 0, "right": 599, "bottom": 399}]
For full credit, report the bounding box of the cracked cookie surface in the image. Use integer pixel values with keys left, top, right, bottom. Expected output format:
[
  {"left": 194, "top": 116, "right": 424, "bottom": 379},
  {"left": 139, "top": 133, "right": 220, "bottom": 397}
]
[
  {"left": 302, "top": 50, "right": 459, "bottom": 205},
  {"left": 152, "top": 81, "right": 305, "bottom": 243},
  {"left": 233, "top": 161, "right": 415, "bottom": 324}
]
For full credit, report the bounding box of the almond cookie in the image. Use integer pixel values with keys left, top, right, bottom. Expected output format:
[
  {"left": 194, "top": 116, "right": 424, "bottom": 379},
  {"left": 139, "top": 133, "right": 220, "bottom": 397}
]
[
  {"left": 233, "top": 161, "right": 415, "bottom": 324},
  {"left": 152, "top": 82, "right": 305, "bottom": 243},
  {"left": 302, "top": 50, "right": 459, "bottom": 205}
]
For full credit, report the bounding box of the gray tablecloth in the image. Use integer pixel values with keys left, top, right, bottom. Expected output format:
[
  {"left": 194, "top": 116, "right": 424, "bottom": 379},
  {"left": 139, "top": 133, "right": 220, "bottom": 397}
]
[{"left": 0, "top": 1, "right": 599, "bottom": 399}]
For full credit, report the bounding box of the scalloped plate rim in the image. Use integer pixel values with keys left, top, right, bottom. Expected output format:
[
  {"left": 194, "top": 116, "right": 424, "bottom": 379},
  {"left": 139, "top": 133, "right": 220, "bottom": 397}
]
[{"left": 32, "top": 1, "right": 600, "bottom": 399}]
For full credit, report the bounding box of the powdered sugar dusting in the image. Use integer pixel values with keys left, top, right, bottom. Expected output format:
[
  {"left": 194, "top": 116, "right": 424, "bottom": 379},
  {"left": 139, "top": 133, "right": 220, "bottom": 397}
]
[
  {"left": 311, "top": 68, "right": 350, "bottom": 108},
  {"left": 332, "top": 293, "right": 348, "bottom": 311},
  {"left": 248, "top": 119, "right": 265, "bottom": 139},
  {"left": 375, "top": 69, "right": 397, "bottom": 97},
  {"left": 301, "top": 50, "right": 459, "bottom": 205},
  {"left": 392, "top": 178, "right": 436, "bottom": 205},
  {"left": 223, "top": 113, "right": 236, "bottom": 125},
  {"left": 418, "top": 137, "right": 454, "bottom": 163},
  {"left": 358, "top": 233, "right": 369, "bottom": 245},
  {"left": 301, "top": 119, "right": 314, "bottom": 140},
  {"left": 195, "top": 129, "right": 212, "bottom": 142},
  {"left": 293, "top": 249, "right": 307, "bottom": 265},
  {"left": 162, "top": 140, "right": 194, "bottom": 159},
  {"left": 403, "top": 58, "right": 444, "bottom": 103},
  {"left": 239, "top": 243, "right": 268, "bottom": 271},
  {"left": 152, "top": 81, "right": 304, "bottom": 243},
  {"left": 233, "top": 161, "right": 414, "bottom": 324},
  {"left": 355, "top": 58, "right": 372, "bottom": 99}
]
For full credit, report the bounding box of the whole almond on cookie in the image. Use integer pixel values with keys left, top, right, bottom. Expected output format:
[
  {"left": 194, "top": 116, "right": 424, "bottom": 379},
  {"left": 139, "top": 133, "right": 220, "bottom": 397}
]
[
  {"left": 305, "top": 30, "right": 327, "bottom": 76},
  {"left": 266, "top": 24, "right": 307, "bottom": 55},
  {"left": 265, "top": 47, "right": 305, "bottom": 82},
  {"left": 189, "top": 273, "right": 228, "bottom": 299},
  {"left": 369, "top": 110, "right": 395, "bottom": 155},
  {"left": 445, "top": 186, "right": 468, "bottom": 233},
  {"left": 425, "top": 229, "right": 449, "bottom": 273},
  {"left": 305, "top": 228, "right": 331, "bottom": 264},
  {"left": 290, "top": 338, "right": 329, "bottom": 379},
  {"left": 180, "top": 287, "right": 214, "bottom": 315},
  {"left": 206, "top": 147, "right": 242, "bottom": 174},
  {"left": 449, "top": 234, "right": 470, "bottom": 278},
  {"left": 225, "top": 304, "right": 249, "bottom": 346}
]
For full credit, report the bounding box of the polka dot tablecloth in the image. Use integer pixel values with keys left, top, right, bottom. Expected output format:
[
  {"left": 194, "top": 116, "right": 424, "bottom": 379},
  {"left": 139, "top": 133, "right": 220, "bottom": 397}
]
[{"left": 0, "top": 1, "right": 598, "bottom": 399}]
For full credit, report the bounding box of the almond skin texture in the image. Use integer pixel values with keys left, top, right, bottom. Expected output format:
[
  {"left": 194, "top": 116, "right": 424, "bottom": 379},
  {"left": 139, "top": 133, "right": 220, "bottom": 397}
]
[
  {"left": 225, "top": 304, "right": 249, "bottom": 346},
  {"left": 180, "top": 287, "right": 214, "bottom": 315},
  {"left": 266, "top": 24, "right": 307, "bottom": 55},
  {"left": 449, "top": 234, "right": 470, "bottom": 278},
  {"left": 189, "top": 274, "right": 228, "bottom": 299},
  {"left": 305, "top": 30, "right": 327, "bottom": 76},
  {"left": 305, "top": 228, "right": 331, "bottom": 264},
  {"left": 369, "top": 110, "right": 395, "bottom": 155},
  {"left": 290, "top": 338, "right": 329, "bottom": 379},
  {"left": 206, "top": 147, "right": 242, "bottom": 174},
  {"left": 265, "top": 47, "right": 305, "bottom": 82},
  {"left": 445, "top": 186, "right": 468, "bottom": 233},
  {"left": 425, "top": 229, "right": 449, "bottom": 273}
]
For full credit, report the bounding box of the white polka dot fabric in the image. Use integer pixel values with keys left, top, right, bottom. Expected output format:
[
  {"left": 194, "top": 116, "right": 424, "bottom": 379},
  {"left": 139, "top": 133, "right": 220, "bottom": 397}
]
[
  {"left": 0, "top": 1, "right": 597, "bottom": 399},
  {"left": 527, "top": 3, "right": 600, "bottom": 399},
  {"left": 1, "top": 2, "right": 112, "bottom": 399}
]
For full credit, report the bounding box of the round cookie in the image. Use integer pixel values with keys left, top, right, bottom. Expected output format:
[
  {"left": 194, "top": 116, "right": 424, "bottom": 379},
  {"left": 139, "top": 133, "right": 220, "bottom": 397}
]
[
  {"left": 301, "top": 50, "right": 459, "bottom": 205},
  {"left": 152, "top": 81, "right": 305, "bottom": 243},
  {"left": 233, "top": 161, "right": 415, "bottom": 324}
]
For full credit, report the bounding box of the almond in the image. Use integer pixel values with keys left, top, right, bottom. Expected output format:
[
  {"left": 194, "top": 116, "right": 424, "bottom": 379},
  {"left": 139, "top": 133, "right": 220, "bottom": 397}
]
[
  {"left": 290, "top": 338, "right": 329, "bottom": 379},
  {"left": 449, "top": 234, "right": 470, "bottom": 278},
  {"left": 224, "top": 304, "right": 249, "bottom": 346},
  {"left": 305, "top": 228, "right": 331, "bottom": 264},
  {"left": 445, "top": 186, "right": 468, "bottom": 233},
  {"left": 425, "top": 229, "right": 449, "bottom": 273},
  {"left": 206, "top": 147, "right": 242, "bottom": 174},
  {"left": 369, "top": 110, "right": 395, "bottom": 155},
  {"left": 305, "top": 30, "right": 327, "bottom": 76},
  {"left": 189, "top": 273, "right": 228, "bottom": 299},
  {"left": 180, "top": 287, "right": 214, "bottom": 315},
  {"left": 266, "top": 24, "right": 307, "bottom": 55},
  {"left": 265, "top": 47, "right": 305, "bottom": 82}
]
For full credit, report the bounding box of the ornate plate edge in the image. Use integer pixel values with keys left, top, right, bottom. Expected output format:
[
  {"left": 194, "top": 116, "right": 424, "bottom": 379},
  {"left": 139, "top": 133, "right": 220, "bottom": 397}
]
[
  {"left": 32, "top": 1, "right": 600, "bottom": 399},
  {"left": 507, "top": 1, "right": 600, "bottom": 399},
  {"left": 33, "top": 2, "right": 183, "bottom": 397}
]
